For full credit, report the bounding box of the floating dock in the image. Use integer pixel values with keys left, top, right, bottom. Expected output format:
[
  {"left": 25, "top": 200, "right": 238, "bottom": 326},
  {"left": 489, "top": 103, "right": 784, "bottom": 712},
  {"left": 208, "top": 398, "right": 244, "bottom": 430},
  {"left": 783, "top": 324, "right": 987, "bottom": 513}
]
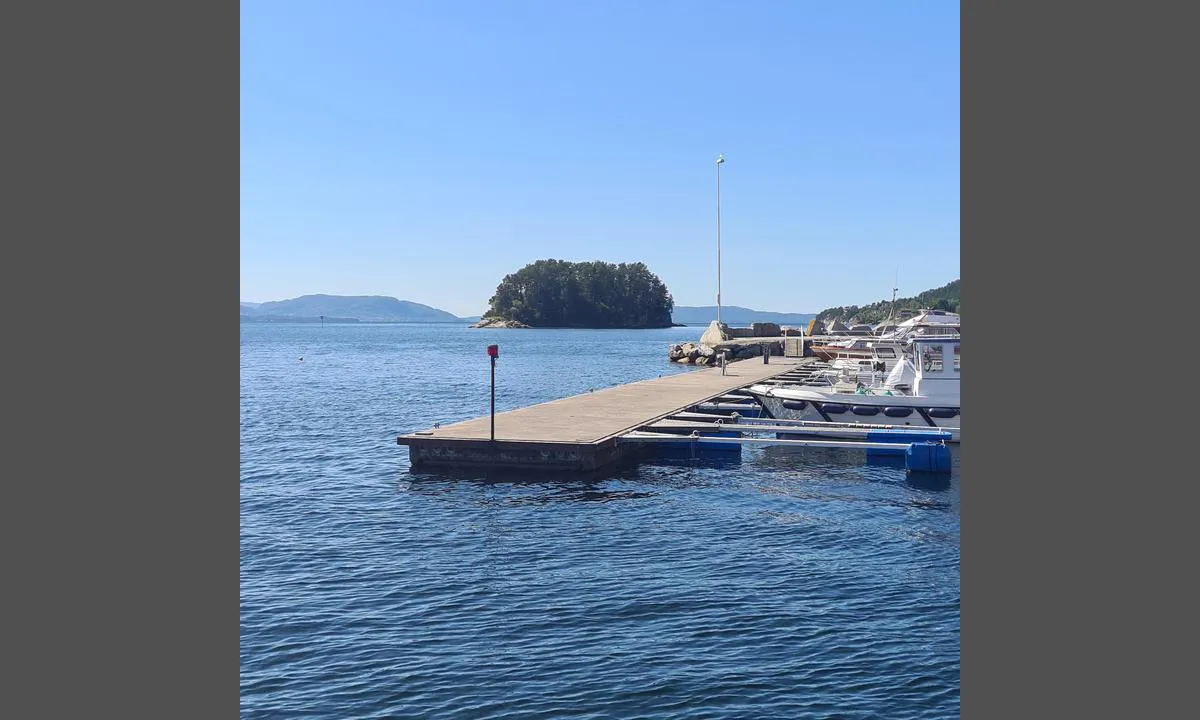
[{"left": 397, "top": 357, "right": 821, "bottom": 472}]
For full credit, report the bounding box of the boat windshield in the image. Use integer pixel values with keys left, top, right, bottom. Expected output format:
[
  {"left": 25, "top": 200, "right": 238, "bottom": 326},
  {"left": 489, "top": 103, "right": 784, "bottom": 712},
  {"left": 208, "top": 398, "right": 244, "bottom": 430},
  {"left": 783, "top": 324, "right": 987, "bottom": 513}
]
[{"left": 919, "top": 343, "right": 961, "bottom": 372}]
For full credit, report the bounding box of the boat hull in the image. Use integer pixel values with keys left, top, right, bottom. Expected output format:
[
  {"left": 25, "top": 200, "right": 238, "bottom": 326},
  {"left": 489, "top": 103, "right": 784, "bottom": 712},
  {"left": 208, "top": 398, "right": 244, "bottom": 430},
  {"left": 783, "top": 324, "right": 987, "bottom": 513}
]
[
  {"left": 750, "top": 388, "right": 961, "bottom": 442},
  {"left": 810, "top": 346, "right": 876, "bottom": 363}
]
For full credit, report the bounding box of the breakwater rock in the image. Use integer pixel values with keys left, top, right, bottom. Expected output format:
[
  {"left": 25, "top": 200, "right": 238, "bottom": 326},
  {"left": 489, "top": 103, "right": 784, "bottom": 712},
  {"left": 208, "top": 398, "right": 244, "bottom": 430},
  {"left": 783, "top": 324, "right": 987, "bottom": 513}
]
[
  {"left": 668, "top": 341, "right": 784, "bottom": 365},
  {"left": 669, "top": 319, "right": 796, "bottom": 365}
]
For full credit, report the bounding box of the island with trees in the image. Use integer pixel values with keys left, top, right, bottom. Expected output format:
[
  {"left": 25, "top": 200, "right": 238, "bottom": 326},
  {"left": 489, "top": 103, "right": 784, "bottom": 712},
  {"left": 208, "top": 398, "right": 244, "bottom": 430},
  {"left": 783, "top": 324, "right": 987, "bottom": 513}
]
[{"left": 473, "top": 259, "right": 676, "bottom": 329}]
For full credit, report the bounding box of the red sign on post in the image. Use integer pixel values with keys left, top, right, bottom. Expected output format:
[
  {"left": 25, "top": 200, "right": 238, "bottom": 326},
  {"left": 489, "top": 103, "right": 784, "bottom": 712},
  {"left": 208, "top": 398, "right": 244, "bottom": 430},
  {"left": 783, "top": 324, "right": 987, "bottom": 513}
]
[{"left": 487, "top": 345, "right": 499, "bottom": 442}]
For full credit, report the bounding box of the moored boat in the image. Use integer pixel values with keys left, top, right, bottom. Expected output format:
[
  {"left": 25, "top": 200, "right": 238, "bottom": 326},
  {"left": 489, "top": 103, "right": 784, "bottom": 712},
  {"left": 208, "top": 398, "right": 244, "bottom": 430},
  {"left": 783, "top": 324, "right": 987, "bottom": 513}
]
[{"left": 745, "top": 336, "right": 961, "bottom": 442}]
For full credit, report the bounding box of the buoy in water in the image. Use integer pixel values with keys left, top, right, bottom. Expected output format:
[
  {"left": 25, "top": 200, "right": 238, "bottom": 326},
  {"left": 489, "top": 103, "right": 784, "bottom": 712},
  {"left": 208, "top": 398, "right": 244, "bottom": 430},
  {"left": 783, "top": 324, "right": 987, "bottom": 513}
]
[{"left": 905, "top": 442, "right": 952, "bottom": 474}]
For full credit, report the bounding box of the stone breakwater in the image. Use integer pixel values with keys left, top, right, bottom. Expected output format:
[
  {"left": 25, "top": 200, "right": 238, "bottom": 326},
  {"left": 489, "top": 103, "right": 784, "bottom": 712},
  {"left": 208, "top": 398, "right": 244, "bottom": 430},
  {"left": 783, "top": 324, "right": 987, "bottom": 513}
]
[
  {"left": 668, "top": 320, "right": 801, "bottom": 366},
  {"left": 668, "top": 339, "right": 791, "bottom": 365}
]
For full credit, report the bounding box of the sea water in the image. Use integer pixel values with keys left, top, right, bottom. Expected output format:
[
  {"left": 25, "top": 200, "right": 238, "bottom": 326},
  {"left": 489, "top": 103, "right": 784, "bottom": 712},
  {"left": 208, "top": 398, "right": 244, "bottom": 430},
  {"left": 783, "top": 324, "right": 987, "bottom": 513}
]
[{"left": 241, "top": 323, "right": 959, "bottom": 719}]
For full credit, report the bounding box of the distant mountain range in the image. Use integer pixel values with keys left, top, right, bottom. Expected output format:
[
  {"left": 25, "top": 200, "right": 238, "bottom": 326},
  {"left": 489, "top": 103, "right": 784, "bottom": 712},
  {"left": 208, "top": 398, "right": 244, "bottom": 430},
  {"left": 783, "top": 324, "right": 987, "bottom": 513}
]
[
  {"left": 240, "top": 295, "right": 465, "bottom": 323},
  {"left": 238, "top": 295, "right": 818, "bottom": 326},
  {"left": 670, "top": 306, "right": 816, "bottom": 326}
]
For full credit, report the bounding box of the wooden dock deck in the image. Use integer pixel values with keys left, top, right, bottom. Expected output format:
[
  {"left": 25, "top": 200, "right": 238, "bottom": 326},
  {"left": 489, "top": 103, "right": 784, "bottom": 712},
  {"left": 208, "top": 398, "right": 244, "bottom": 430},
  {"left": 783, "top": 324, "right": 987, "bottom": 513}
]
[{"left": 397, "top": 357, "right": 819, "bottom": 472}]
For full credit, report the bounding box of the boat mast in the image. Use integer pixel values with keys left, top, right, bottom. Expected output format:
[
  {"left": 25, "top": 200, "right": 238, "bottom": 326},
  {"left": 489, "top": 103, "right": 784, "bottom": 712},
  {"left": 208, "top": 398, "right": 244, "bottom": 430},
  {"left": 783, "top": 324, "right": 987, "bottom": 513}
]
[{"left": 885, "top": 271, "right": 898, "bottom": 334}]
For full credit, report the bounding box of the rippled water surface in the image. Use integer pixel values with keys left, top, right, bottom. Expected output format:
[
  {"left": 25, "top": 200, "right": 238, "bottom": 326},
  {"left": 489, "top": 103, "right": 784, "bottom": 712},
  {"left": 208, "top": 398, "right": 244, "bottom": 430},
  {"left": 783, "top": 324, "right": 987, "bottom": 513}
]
[{"left": 241, "top": 323, "right": 959, "bottom": 719}]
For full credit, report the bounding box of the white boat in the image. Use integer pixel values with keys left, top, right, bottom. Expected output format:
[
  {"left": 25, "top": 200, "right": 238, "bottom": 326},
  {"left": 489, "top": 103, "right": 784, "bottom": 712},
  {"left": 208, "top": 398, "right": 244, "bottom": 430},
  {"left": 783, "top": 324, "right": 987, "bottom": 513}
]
[
  {"left": 814, "top": 337, "right": 905, "bottom": 371},
  {"left": 810, "top": 309, "right": 959, "bottom": 363},
  {"left": 746, "top": 336, "right": 961, "bottom": 442},
  {"left": 806, "top": 355, "right": 894, "bottom": 390},
  {"left": 876, "top": 308, "right": 960, "bottom": 340}
]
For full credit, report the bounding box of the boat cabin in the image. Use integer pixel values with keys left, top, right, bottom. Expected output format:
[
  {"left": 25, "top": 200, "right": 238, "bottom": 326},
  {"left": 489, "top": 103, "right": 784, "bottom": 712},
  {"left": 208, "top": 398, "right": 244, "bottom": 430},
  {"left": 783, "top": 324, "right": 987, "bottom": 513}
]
[{"left": 911, "top": 337, "right": 960, "bottom": 400}]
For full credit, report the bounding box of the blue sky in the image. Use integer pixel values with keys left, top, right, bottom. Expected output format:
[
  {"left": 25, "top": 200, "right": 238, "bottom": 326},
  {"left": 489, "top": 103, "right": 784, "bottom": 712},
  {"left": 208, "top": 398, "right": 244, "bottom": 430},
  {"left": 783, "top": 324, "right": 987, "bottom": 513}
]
[{"left": 241, "top": 0, "right": 959, "bottom": 317}]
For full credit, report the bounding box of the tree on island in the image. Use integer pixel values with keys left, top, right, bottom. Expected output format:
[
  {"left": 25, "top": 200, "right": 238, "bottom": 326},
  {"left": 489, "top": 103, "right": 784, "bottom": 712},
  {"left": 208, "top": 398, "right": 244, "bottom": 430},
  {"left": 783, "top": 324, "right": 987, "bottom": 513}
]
[{"left": 482, "top": 259, "right": 675, "bottom": 328}]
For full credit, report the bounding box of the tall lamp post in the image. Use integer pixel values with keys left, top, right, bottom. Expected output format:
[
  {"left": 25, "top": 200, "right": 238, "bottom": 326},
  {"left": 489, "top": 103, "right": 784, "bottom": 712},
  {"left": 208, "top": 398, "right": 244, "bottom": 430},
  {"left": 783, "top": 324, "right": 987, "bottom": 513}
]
[{"left": 715, "top": 154, "right": 725, "bottom": 326}]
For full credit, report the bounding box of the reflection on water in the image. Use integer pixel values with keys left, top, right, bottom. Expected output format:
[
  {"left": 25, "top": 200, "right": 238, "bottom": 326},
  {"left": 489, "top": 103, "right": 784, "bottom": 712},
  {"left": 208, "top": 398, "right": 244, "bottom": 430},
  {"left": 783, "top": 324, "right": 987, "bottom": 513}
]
[
  {"left": 633, "top": 450, "right": 745, "bottom": 470},
  {"left": 906, "top": 472, "right": 953, "bottom": 492},
  {"left": 401, "top": 472, "right": 659, "bottom": 505}
]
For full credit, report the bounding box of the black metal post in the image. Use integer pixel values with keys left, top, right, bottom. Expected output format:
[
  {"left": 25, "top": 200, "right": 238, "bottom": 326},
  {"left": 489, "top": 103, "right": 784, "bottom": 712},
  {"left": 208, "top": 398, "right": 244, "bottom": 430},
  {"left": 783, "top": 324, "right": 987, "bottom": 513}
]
[{"left": 490, "top": 355, "right": 496, "bottom": 442}]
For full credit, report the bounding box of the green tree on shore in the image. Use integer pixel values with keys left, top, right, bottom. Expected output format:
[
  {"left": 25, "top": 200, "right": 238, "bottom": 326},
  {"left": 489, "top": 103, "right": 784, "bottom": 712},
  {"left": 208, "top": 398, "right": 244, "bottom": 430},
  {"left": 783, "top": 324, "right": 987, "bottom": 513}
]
[{"left": 815, "top": 279, "right": 960, "bottom": 325}]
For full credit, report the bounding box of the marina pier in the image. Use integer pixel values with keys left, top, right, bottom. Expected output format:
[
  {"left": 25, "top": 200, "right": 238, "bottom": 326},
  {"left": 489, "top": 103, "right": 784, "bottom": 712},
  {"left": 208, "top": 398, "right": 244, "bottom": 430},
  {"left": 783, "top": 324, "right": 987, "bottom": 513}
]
[{"left": 397, "top": 357, "right": 822, "bottom": 472}]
